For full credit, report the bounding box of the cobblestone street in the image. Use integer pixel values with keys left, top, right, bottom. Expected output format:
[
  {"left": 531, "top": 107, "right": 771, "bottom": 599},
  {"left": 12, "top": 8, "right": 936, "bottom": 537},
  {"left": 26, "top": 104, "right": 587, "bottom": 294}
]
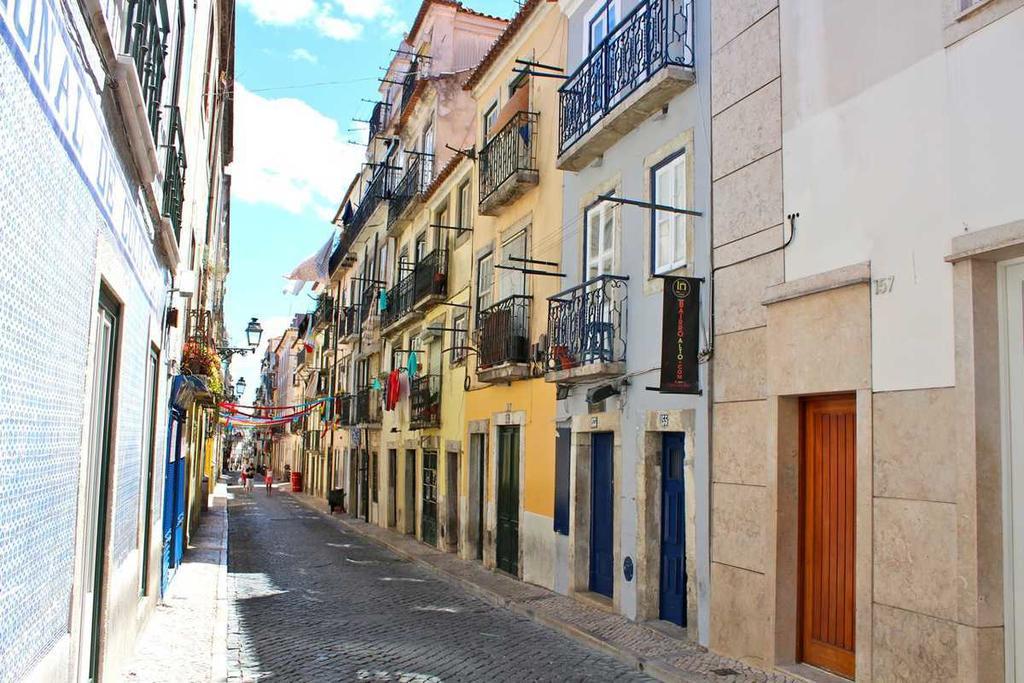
[{"left": 227, "top": 483, "right": 652, "bottom": 682}]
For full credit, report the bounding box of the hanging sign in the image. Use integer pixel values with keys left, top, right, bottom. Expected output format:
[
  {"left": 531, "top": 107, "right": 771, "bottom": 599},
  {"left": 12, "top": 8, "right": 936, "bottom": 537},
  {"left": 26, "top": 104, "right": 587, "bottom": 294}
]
[{"left": 659, "top": 277, "right": 701, "bottom": 394}]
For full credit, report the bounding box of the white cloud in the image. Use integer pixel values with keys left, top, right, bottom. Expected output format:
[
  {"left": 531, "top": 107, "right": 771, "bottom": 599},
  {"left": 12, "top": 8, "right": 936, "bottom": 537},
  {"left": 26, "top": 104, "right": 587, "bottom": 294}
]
[
  {"left": 314, "top": 10, "right": 363, "bottom": 40},
  {"left": 238, "top": 0, "right": 317, "bottom": 25},
  {"left": 290, "top": 48, "right": 319, "bottom": 64},
  {"left": 228, "top": 82, "right": 364, "bottom": 217},
  {"left": 239, "top": 0, "right": 404, "bottom": 42},
  {"left": 333, "top": 0, "right": 395, "bottom": 21}
]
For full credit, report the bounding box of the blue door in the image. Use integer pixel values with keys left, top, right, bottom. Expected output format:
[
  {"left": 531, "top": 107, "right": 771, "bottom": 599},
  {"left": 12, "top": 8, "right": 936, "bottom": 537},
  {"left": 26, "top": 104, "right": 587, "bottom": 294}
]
[
  {"left": 660, "top": 432, "right": 687, "bottom": 626},
  {"left": 590, "top": 432, "right": 614, "bottom": 598},
  {"left": 160, "top": 418, "right": 180, "bottom": 593},
  {"left": 160, "top": 418, "right": 186, "bottom": 595}
]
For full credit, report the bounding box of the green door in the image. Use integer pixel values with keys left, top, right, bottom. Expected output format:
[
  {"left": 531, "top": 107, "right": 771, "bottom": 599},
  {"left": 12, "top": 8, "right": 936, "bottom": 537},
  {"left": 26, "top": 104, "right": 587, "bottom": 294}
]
[
  {"left": 422, "top": 450, "right": 438, "bottom": 546},
  {"left": 496, "top": 426, "right": 520, "bottom": 575}
]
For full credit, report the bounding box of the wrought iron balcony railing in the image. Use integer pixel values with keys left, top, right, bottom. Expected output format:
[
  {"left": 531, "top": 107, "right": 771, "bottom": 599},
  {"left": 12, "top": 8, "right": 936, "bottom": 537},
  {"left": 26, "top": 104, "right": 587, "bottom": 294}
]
[
  {"left": 410, "top": 375, "right": 441, "bottom": 430},
  {"left": 312, "top": 294, "right": 335, "bottom": 330},
  {"left": 161, "top": 106, "right": 186, "bottom": 239},
  {"left": 125, "top": 0, "right": 169, "bottom": 143},
  {"left": 558, "top": 0, "right": 694, "bottom": 154},
  {"left": 380, "top": 249, "right": 449, "bottom": 330},
  {"left": 328, "top": 239, "right": 346, "bottom": 276},
  {"left": 381, "top": 270, "right": 414, "bottom": 330},
  {"left": 338, "top": 305, "right": 358, "bottom": 339},
  {"left": 354, "top": 386, "right": 381, "bottom": 424},
  {"left": 414, "top": 248, "right": 448, "bottom": 304},
  {"left": 347, "top": 168, "right": 392, "bottom": 237},
  {"left": 388, "top": 154, "right": 434, "bottom": 231},
  {"left": 479, "top": 111, "right": 538, "bottom": 207},
  {"left": 400, "top": 61, "right": 419, "bottom": 112},
  {"left": 546, "top": 274, "right": 628, "bottom": 373},
  {"left": 335, "top": 393, "right": 354, "bottom": 426},
  {"left": 358, "top": 285, "right": 378, "bottom": 325},
  {"left": 477, "top": 295, "right": 532, "bottom": 369},
  {"left": 368, "top": 101, "right": 390, "bottom": 141}
]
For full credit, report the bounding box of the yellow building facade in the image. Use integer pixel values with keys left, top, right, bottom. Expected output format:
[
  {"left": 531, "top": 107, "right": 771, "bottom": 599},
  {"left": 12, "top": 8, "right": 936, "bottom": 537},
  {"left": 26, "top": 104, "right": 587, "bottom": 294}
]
[{"left": 463, "top": 0, "right": 566, "bottom": 586}]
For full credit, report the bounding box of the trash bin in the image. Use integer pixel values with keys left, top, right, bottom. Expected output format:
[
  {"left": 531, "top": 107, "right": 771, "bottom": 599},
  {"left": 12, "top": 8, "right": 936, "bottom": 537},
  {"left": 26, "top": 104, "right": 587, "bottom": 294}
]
[{"left": 290, "top": 471, "right": 303, "bottom": 493}]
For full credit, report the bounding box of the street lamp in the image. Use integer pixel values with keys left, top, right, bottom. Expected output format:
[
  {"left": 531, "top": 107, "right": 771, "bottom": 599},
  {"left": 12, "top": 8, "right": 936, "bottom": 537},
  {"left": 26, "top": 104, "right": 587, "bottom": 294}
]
[
  {"left": 217, "top": 317, "right": 264, "bottom": 361},
  {"left": 236, "top": 378, "right": 247, "bottom": 397},
  {"left": 245, "top": 317, "right": 263, "bottom": 348}
]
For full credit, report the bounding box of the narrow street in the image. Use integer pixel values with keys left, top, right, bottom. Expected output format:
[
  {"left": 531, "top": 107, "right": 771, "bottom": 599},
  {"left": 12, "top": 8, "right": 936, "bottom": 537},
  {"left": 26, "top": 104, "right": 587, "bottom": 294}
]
[{"left": 227, "top": 481, "right": 651, "bottom": 682}]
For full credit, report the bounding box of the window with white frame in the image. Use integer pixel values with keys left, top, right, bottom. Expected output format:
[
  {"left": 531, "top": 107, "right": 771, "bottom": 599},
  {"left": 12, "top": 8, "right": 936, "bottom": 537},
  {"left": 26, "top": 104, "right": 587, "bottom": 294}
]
[
  {"left": 483, "top": 100, "right": 499, "bottom": 139},
  {"left": 500, "top": 229, "right": 528, "bottom": 298},
  {"left": 477, "top": 252, "right": 494, "bottom": 313},
  {"left": 451, "top": 311, "right": 468, "bottom": 364},
  {"left": 585, "top": 201, "right": 617, "bottom": 279},
  {"left": 651, "top": 150, "right": 687, "bottom": 274},
  {"left": 456, "top": 180, "right": 472, "bottom": 238},
  {"left": 586, "top": 0, "right": 619, "bottom": 50}
]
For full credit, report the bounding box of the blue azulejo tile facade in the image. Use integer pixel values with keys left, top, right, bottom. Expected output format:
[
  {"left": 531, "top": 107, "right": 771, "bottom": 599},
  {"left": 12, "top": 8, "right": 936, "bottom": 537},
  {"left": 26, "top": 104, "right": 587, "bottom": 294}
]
[{"left": 0, "top": 0, "right": 172, "bottom": 679}]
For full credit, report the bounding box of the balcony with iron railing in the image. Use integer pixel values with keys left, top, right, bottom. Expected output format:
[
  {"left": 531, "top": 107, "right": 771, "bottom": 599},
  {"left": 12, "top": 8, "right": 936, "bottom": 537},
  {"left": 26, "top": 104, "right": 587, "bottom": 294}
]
[
  {"left": 346, "top": 168, "right": 392, "bottom": 238},
  {"left": 400, "top": 61, "right": 420, "bottom": 112},
  {"left": 545, "top": 274, "right": 628, "bottom": 383},
  {"left": 335, "top": 393, "right": 354, "bottom": 426},
  {"left": 161, "top": 106, "right": 186, "bottom": 240},
  {"left": 479, "top": 112, "right": 539, "bottom": 216},
  {"left": 354, "top": 386, "right": 381, "bottom": 425},
  {"left": 316, "top": 371, "right": 331, "bottom": 395},
  {"left": 387, "top": 153, "right": 434, "bottom": 234},
  {"left": 312, "top": 294, "right": 335, "bottom": 330},
  {"left": 476, "top": 295, "right": 532, "bottom": 383},
  {"left": 368, "top": 101, "right": 390, "bottom": 142},
  {"left": 124, "top": 0, "right": 169, "bottom": 144},
  {"left": 557, "top": 0, "right": 694, "bottom": 171},
  {"left": 358, "top": 285, "right": 378, "bottom": 325},
  {"left": 338, "top": 305, "right": 358, "bottom": 341},
  {"left": 380, "top": 249, "right": 449, "bottom": 334},
  {"left": 409, "top": 375, "right": 441, "bottom": 430}
]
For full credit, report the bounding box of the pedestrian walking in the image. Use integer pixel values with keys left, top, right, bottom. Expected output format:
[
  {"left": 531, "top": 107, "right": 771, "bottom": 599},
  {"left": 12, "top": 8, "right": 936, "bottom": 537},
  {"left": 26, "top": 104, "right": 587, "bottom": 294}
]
[
  {"left": 245, "top": 463, "right": 255, "bottom": 494},
  {"left": 239, "top": 468, "right": 247, "bottom": 493},
  {"left": 264, "top": 469, "right": 273, "bottom": 496}
]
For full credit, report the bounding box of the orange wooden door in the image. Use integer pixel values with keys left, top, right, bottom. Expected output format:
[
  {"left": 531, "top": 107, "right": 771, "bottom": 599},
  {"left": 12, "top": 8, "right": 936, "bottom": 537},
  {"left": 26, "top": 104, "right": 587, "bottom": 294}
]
[{"left": 800, "top": 395, "right": 856, "bottom": 678}]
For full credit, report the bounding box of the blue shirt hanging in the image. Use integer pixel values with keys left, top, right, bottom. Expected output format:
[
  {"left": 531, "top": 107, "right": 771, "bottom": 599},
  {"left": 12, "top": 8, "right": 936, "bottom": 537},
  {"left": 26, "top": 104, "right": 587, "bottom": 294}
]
[{"left": 407, "top": 350, "right": 419, "bottom": 380}]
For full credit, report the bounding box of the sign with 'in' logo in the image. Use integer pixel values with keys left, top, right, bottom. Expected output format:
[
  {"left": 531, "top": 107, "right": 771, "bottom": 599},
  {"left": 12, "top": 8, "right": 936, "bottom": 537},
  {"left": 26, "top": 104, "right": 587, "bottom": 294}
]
[{"left": 659, "top": 277, "right": 701, "bottom": 394}]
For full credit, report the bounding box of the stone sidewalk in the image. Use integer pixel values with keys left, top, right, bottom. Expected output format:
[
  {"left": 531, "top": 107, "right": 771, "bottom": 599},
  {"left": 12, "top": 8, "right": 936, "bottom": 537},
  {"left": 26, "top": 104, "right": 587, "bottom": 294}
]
[
  {"left": 120, "top": 478, "right": 229, "bottom": 683},
  {"left": 289, "top": 490, "right": 795, "bottom": 683}
]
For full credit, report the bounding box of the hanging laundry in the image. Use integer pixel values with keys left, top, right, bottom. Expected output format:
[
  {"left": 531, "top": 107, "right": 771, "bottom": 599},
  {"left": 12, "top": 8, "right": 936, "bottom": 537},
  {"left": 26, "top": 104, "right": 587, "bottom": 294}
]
[
  {"left": 379, "top": 289, "right": 389, "bottom": 312},
  {"left": 386, "top": 369, "right": 400, "bottom": 411},
  {"left": 407, "top": 350, "right": 419, "bottom": 380},
  {"left": 371, "top": 376, "right": 383, "bottom": 391}
]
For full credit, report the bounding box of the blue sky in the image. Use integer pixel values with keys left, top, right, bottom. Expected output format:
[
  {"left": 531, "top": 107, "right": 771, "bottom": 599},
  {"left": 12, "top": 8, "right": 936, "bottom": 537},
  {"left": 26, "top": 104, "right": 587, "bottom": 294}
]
[{"left": 225, "top": 0, "right": 515, "bottom": 402}]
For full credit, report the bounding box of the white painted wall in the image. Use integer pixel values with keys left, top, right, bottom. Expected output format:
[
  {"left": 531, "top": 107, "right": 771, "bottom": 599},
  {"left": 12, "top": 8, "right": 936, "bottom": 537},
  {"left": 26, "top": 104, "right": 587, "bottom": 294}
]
[{"left": 779, "top": 2, "right": 1024, "bottom": 391}]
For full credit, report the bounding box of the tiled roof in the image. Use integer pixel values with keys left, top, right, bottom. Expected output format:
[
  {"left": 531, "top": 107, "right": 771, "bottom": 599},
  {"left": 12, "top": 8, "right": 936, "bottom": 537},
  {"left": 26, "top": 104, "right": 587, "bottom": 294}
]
[
  {"left": 464, "top": 0, "right": 544, "bottom": 91},
  {"left": 423, "top": 152, "right": 471, "bottom": 202},
  {"left": 408, "top": 0, "right": 508, "bottom": 45}
]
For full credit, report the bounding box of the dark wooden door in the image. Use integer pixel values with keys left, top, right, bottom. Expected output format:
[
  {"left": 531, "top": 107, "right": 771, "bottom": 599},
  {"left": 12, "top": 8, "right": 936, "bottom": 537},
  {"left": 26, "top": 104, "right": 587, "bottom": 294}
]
[
  {"left": 496, "top": 426, "right": 520, "bottom": 575},
  {"left": 590, "top": 432, "right": 614, "bottom": 598},
  {"left": 404, "top": 450, "right": 416, "bottom": 535},
  {"left": 660, "top": 432, "right": 686, "bottom": 626},
  {"left": 801, "top": 396, "right": 856, "bottom": 679},
  {"left": 387, "top": 450, "right": 397, "bottom": 528},
  {"left": 359, "top": 451, "right": 369, "bottom": 522},
  {"left": 446, "top": 451, "right": 459, "bottom": 552},
  {"left": 422, "top": 450, "right": 438, "bottom": 546},
  {"left": 471, "top": 434, "right": 486, "bottom": 561}
]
